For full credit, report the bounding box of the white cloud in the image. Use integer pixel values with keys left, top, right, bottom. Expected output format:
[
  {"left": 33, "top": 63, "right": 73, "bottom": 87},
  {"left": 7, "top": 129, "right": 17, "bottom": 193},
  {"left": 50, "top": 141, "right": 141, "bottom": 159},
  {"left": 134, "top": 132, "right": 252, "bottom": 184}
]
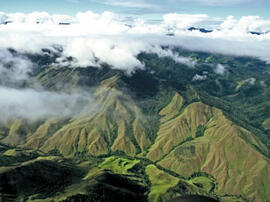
[
  {"left": 153, "top": 48, "right": 196, "bottom": 67},
  {"left": 2, "top": 11, "right": 74, "bottom": 25},
  {"left": 248, "top": 77, "right": 256, "bottom": 85},
  {"left": 0, "top": 49, "right": 33, "bottom": 85},
  {"left": 192, "top": 74, "right": 207, "bottom": 81},
  {"left": 163, "top": 13, "right": 210, "bottom": 29},
  {"left": 1, "top": 10, "right": 270, "bottom": 123},
  {"left": 214, "top": 64, "right": 226, "bottom": 75},
  {"left": 0, "top": 87, "right": 93, "bottom": 123},
  {"left": 221, "top": 15, "right": 270, "bottom": 33},
  {"left": 0, "top": 49, "right": 94, "bottom": 123},
  {"left": 0, "top": 11, "right": 270, "bottom": 73},
  {"left": 59, "top": 36, "right": 145, "bottom": 73},
  {"left": 0, "top": 12, "right": 8, "bottom": 24}
]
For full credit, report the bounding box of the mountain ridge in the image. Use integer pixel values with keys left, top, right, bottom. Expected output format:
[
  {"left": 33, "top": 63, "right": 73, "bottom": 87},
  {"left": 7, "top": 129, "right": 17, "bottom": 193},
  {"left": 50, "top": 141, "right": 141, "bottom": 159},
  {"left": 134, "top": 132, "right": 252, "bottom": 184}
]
[{"left": 0, "top": 49, "right": 269, "bottom": 201}]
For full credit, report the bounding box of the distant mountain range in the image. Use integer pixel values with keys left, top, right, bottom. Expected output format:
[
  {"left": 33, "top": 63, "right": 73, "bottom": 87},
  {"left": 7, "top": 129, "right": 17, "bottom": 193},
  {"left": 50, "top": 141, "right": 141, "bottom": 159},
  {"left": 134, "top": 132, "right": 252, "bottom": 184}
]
[
  {"left": 0, "top": 21, "right": 71, "bottom": 25},
  {"left": 1, "top": 20, "right": 269, "bottom": 36}
]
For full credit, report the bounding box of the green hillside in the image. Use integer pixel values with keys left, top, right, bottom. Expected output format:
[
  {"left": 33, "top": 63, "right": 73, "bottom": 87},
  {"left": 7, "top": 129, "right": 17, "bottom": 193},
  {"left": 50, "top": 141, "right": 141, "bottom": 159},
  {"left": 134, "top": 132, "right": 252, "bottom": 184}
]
[{"left": 0, "top": 49, "right": 270, "bottom": 201}]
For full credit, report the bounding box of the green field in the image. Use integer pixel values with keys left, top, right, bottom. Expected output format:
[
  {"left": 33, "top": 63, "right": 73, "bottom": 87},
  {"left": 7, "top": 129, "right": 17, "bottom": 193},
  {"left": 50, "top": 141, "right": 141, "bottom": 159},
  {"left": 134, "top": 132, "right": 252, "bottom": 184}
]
[
  {"left": 146, "top": 165, "right": 179, "bottom": 202},
  {"left": 99, "top": 156, "right": 140, "bottom": 175}
]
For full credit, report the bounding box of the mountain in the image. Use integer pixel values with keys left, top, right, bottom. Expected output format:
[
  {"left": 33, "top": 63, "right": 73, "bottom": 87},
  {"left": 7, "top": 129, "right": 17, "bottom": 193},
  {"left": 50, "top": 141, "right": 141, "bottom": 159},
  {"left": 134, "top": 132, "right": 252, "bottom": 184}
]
[
  {"left": 0, "top": 48, "right": 270, "bottom": 202},
  {"left": 188, "top": 27, "right": 213, "bottom": 33},
  {"left": 186, "top": 27, "right": 269, "bottom": 35}
]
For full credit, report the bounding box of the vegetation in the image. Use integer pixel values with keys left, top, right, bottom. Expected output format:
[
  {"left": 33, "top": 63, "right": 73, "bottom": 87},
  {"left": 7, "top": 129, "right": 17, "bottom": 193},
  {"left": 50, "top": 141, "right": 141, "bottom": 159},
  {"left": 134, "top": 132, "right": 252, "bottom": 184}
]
[
  {"left": 146, "top": 164, "right": 179, "bottom": 202},
  {"left": 98, "top": 156, "right": 140, "bottom": 175},
  {"left": 188, "top": 176, "right": 214, "bottom": 193},
  {"left": 0, "top": 48, "right": 270, "bottom": 201}
]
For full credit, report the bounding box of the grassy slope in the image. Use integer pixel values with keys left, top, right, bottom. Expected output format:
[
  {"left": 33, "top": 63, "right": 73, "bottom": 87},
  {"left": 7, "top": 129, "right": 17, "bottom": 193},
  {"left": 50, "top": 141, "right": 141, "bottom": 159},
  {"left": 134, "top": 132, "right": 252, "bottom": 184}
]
[
  {"left": 0, "top": 156, "right": 82, "bottom": 201},
  {"left": 152, "top": 93, "right": 269, "bottom": 202},
  {"left": 0, "top": 52, "right": 270, "bottom": 202},
  {"left": 99, "top": 156, "right": 140, "bottom": 175},
  {"left": 187, "top": 176, "right": 214, "bottom": 193},
  {"left": 146, "top": 164, "right": 179, "bottom": 202},
  {"left": 0, "top": 147, "right": 148, "bottom": 202},
  {"left": 1, "top": 84, "right": 269, "bottom": 201},
  {"left": 87, "top": 156, "right": 218, "bottom": 202},
  {"left": 21, "top": 75, "right": 151, "bottom": 157}
]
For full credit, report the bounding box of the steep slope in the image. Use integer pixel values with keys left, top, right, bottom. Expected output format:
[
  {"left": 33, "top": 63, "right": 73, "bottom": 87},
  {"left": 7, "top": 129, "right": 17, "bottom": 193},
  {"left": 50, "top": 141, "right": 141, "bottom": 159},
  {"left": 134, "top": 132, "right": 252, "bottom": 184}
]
[
  {"left": 23, "top": 75, "right": 151, "bottom": 156},
  {"left": 0, "top": 152, "right": 149, "bottom": 202},
  {"left": 0, "top": 156, "right": 82, "bottom": 201},
  {"left": 0, "top": 50, "right": 270, "bottom": 202},
  {"left": 1, "top": 120, "right": 37, "bottom": 146},
  {"left": 147, "top": 93, "right": 269, "bottom": 201},
  {"left": 1, "top": 79, "right": 269, "bottom": 201}
]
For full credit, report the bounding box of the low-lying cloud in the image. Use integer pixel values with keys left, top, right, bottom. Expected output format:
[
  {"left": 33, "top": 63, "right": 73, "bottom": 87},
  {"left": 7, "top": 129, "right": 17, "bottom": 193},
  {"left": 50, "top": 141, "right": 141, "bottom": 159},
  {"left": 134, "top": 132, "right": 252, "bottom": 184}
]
[
  {"left": 0, "top": 11, "right": 269, "bottom": 123},
  {"left": 0, "top": 87, "right": 93, "bottom": 123},
  {"left": 0, "top": 49, "right": 94, "bottom": 123},
  {"left": 154, "top": 47, "right": 196, "bottom": 67},
  {"left": 0, "top": 49, "right": 33, "bottom": 86},
  {"left": 192, "top": 74, "right": 207, "bottom": 81},
  {"left": 214, "top": 64, "right": 226, "bottom": 75}
]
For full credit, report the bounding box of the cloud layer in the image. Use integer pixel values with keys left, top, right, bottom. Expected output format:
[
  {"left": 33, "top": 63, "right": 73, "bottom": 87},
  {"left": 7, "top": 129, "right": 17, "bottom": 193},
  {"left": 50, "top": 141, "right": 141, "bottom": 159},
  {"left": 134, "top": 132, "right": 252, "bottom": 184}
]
[
  {"left": 0, "top": 87, "right": 93, "bottom": 123},
  {"left": 0, "top": 11, "right": 269, "bottom": 73},
  {"left": 0, "top": 48, "right": 93, "bottom": 123},
  {"left": 0, "top": 50, "right": 33, "bottom": 86},
  {"left": 0, "top": 11, "right": 270, "bottom": 122}
]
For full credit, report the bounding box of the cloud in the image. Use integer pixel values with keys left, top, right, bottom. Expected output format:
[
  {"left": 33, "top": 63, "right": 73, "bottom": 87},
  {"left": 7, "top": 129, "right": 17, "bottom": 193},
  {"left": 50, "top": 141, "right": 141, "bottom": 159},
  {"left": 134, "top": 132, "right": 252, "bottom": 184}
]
[
  {"left": 221, "top": 15, "right": 270, "bottom": 33},
  {"left": 0, "top": 49, "right": 33, "bottom": 86},
  {"left": 0, "top": 11, "right": 270, "bottom": 74},
  {"left": 163, "top": 13, "right": 211, "bottom": 29},
  {"left": 214, "top": 64, "right": 226, "bottom": 75},
  {"left": 0, "top": 11, "right": 74, "bottom": 25},
  {"left": 248, "top": 77, "right": 256, "bottom": 85},
  {"left": 0, "top": 87, "right": 93, "bottom": 123},
  {"left": 0, "top": 12, "right": 8, "bottom": 24},
  {"left": 1, "top": 10, "right": 270, "bottom": 123},
  {"left": 59, "top": 36, "right": 145, "bottom": 73},
  {"left": 0, "top": 48, "right": 94, "bottom": 123},
  {"left": 192, "top": 74, "right": 207, "bottom": 81},
  {"left": 153, "top": 48, "right": 196, "bottom": 67}
]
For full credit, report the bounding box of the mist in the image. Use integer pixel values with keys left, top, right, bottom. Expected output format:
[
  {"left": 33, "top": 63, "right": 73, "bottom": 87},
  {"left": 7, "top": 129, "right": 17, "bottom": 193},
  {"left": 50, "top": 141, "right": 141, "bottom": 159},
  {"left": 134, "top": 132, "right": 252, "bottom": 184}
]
[
  {"left": 0, "top": 11, "right": 270, "bottom": 123},
  {"left": 0, "top": 87, "right": 93, "bottom": 123},
  {"left": 0, "top": 49, "right": 33, "bottom": 86},
  {"left": 0, "top": 48, "right": 94, "bottom": 123}
]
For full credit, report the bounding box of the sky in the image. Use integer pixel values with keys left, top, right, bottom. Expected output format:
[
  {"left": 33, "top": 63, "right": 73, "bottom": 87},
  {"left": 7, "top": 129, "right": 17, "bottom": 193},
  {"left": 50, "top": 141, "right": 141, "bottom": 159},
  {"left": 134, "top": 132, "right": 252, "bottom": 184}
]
[{"left": 1, "top": 0, "right": 270, "bottom": 20}]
